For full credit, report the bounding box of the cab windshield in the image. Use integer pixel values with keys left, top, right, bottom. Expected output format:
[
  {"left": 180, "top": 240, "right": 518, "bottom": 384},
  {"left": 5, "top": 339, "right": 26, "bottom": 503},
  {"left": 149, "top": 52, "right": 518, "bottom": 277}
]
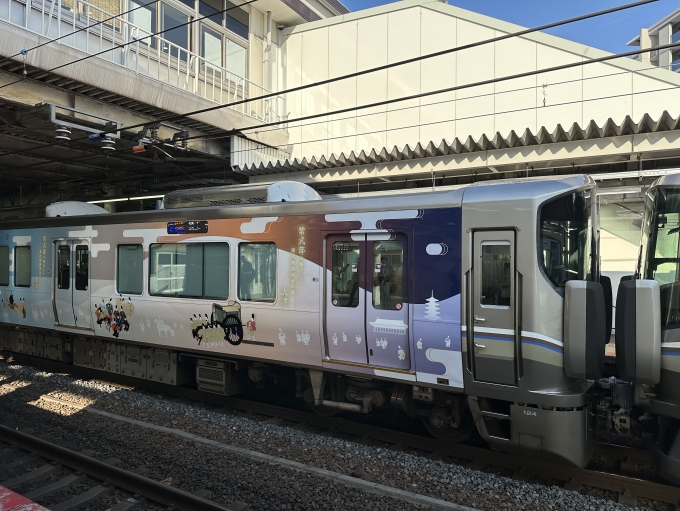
[
  {"left": 643, "top": 188, "right": 680, "bottom": 327},
  {"left": 539, "top": 190, "right": 593, "bottom": 287}
]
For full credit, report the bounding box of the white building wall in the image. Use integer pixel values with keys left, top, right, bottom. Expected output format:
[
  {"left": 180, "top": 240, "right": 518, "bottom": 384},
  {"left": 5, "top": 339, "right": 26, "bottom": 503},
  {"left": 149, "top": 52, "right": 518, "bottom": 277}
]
[{"left": 279, "top": 0, "right": 680, "bottom": 162}]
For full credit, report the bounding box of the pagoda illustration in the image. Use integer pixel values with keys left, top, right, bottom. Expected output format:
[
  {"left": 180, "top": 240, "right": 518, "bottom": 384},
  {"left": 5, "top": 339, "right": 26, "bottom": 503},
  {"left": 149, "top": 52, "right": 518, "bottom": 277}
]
[{"left": 424, "top": 291, "right": 440, "bottom": 320}]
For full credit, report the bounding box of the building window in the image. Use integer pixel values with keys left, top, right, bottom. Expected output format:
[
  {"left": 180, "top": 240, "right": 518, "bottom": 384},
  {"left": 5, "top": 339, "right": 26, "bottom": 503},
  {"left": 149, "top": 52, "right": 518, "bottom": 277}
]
[
  {"left": 127, "top": 0, "right": 248, "bottom": 76},
  {"left": 0, "top": 246, "right": 8, "bottom": 286},
  {"left": 118, "top": 245, "right": 144, "bottom": 295},
  {"left": 149, "top": 243, "right": 229, "bottom": 299},
  {"left": 225, "top": 0, "right": 248, "bottom": 39},
  {"left": 161, "top": 2, "right": 190, "bottom": 51},
  {"left": 226, "top": 38, "right": 246, "bottom": 77},
  {"left": 199, "top": 22, "right": 247, "bottom": 78},
  {"left": 239, "top": 243, "right": 276, "bottom": 302},
  {"left": 129, "top": 0, "right": 157, "bottom": 46},
  {"left": 201, "top": 24, "right": 223, "bottom": 66},
  {"left": 199, "top": 0, "right": 223, "bottom": 24},
  {"left": 14, "top": 246, "right": 31, "bottom": 288}
]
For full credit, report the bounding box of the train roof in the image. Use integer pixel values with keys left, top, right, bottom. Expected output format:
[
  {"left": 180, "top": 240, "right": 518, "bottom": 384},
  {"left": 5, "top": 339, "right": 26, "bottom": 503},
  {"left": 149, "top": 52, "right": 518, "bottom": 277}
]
[
  {"left": 0, "top": 174, "right": 593, "bottom": 230},
  {"left": 648, "top": 172, "right": 680, "bottom": 191}
]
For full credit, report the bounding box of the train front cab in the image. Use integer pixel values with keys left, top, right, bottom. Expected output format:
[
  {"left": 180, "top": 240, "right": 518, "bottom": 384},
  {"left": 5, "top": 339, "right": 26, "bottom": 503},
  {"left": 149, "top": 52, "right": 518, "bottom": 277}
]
[
  {"left": 460, "top": 176, "right": 607, "bottom": 468},
  {"left": 629, "top": 174, "right": 680, "bottom": 484}
]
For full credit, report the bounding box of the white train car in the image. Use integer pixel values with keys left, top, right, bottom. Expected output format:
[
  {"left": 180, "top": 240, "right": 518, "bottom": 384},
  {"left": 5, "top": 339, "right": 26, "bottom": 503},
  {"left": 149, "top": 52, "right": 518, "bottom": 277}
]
[{"left": 0, "top": 176, "right": 611, "bottom": 467}]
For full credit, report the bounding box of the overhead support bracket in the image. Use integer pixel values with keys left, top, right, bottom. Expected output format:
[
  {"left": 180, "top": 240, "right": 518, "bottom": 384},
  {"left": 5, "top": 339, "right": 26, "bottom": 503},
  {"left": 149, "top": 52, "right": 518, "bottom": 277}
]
[{"left": 46, "top": 102, "right": 121, "bottom": 138}]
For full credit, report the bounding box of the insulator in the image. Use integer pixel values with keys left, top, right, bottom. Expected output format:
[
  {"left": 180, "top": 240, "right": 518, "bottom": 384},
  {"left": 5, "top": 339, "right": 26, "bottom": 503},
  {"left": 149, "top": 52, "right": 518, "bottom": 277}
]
[
  {"left": 181, "top": 138, "right": 187, "bottom": 149},
  {"left": 101, "top": 135, "right": 116, "bottom": 153},
  {"left": 54, "top": 125, "right": 71, "bottom": 142},
  {"left": 150, "top": 127, "right": 159, "bottom": 140}
]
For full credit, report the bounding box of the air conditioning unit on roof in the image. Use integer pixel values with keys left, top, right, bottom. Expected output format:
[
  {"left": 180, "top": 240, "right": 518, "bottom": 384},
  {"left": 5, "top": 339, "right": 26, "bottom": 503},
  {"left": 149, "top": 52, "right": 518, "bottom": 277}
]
[{"left": 163, "top": 181, "right": 321, "bottom": 209}]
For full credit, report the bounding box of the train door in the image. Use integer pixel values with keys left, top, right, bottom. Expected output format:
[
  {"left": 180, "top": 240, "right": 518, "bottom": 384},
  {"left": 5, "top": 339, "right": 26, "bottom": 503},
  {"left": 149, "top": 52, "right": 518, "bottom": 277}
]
[
  {"left": 365, "top": 235, "right": 410, "bottom": 370},
  {"left": 471, "top": 230, "right": 517, "bottom": 385},
  {"left": 324, "top": 233, "right": 411, "bottom": 370},
  {"left": 53, "top": 240, "right": 93, "bottom": 330},
  {"left": 325, "top": 235, "right": 368, "bottom": 364}
]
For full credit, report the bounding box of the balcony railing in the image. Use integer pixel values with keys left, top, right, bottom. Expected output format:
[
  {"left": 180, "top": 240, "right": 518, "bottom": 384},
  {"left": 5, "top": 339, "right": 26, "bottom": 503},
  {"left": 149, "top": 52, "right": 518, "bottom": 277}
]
[
  {"left": 672, "top": 31, "right": 680, "bottom": 43},
  {"left": 672, "top": 59, "right": 680, "bottom": 72},
  {"left": 0, "top": 0, "right": 286, "bottom": 125}
]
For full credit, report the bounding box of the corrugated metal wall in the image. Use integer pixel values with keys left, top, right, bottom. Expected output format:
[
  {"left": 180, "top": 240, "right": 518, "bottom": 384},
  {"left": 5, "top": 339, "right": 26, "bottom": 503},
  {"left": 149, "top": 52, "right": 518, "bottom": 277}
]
[{"left": 230, "top": 136, "right": 290, "bottom": 168}]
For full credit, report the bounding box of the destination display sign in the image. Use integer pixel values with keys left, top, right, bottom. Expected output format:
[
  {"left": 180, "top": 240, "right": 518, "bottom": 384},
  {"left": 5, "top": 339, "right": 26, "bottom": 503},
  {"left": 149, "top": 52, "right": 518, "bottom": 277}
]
[{"left": 167, "top": 221, "right": 208, "bottom": 234}]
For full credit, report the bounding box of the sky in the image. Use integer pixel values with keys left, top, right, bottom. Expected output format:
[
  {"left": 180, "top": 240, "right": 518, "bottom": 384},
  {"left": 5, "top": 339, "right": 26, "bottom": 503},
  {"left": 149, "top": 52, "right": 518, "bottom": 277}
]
[{"left": 338, "top": 0, "right": 678, "bottom": 54}]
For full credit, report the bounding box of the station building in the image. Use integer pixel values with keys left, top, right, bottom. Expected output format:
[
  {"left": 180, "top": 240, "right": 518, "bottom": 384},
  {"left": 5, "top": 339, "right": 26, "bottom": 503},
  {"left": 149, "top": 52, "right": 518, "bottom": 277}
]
[{"left": 2, "top": 0, "right": 680, "bottom": 277}]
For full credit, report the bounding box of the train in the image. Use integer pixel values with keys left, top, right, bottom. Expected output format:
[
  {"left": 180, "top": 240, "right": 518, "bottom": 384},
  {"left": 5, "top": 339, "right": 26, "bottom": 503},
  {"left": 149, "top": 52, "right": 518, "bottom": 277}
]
[
  {"left": 629, "top": 172, "right": 680, "bottom": 484},
  {"left": 0, "top": 174, "right": 672, "bottom": 477}
]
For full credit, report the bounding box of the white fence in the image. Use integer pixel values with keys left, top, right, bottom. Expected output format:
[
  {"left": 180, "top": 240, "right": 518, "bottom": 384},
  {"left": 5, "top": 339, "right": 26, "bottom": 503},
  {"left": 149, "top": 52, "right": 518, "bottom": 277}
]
[{"left": 0, "top": 0, "right": 286, "bottom": 123}]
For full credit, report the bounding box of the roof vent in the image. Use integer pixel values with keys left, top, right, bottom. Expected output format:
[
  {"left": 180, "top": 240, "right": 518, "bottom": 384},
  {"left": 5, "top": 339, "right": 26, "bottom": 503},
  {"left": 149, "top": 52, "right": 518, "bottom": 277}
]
[
  {"left": 163, "top": 182, "right": 321, "bottom": 209},
  {"left": 46, "top": 201, "right": 110, "bottom": 217}
]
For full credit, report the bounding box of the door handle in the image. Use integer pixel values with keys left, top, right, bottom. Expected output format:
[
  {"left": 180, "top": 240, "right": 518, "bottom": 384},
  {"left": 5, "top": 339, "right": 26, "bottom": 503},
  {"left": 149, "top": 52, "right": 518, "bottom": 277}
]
[
  {"left": 474, "top": 315, "right": 486, "bottom": 323},
  {"left": 474, "top": 342, "right": 486, "bottom": 349}
]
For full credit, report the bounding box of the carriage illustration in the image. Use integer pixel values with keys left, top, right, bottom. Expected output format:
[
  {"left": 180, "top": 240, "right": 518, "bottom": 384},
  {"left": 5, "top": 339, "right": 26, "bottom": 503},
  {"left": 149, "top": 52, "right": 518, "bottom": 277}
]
[{"left": 191, "top": 301, "right": 244, "bottom": 346}]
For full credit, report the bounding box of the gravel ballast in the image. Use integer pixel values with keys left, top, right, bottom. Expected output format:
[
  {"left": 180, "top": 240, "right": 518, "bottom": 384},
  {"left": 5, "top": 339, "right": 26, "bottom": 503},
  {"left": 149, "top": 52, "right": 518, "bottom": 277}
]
[{"left": 0, "top": 360, "right": 656, "bottom": 511}]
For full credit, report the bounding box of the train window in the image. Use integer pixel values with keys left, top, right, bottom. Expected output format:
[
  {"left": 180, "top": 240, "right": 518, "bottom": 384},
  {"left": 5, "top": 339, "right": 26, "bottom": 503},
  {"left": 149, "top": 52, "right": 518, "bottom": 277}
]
[
  {"left": 117, "top": 245, "right": 144, "bottom": 295},
  {"left": 239, "top": 243, "right": 276, "bottom": 302},
  {"left": 643, "top": 189, "right": 680, "bottom": 327},
  {"left": 75, "top": 245, "right": 89, "bottom": 291},
  {"left": 57, "top": 246, "right": 70, "bottom": 290},
  {"left": 204, "top": 243, "right": 229, "bottom": 299},
  {"left": 14, "top": 246, "right": 31, "bottom": 287},
  {"left": 149, "top": 243, "right": 229, "bottom": 299},
  {"left": 539, "top": 190, "right": 592, "bottom": 288},
  {"left": 180, "top": 244, "right": 204, "bottom": 298},
  {"left": 480, "top": 242, "right": 511, "bottom": 307},
  {"left": 372, "top": 241, "right": 403, "bottom": 310},
  {"left": 331, "top": 241, "right": 360, "bottom": 308},
  {"left": 0, "top": 246, "right": 8, "bottom": 286}
]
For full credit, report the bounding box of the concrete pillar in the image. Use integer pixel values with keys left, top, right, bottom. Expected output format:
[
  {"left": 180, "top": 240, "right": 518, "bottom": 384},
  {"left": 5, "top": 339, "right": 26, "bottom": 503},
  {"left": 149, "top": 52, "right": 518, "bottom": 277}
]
[{"left": 640, "top": 28, "right": 652, "bottom": 64}]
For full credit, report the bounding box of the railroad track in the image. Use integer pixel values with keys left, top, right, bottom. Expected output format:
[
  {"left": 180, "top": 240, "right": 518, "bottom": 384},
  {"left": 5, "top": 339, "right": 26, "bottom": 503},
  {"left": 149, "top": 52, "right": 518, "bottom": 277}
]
[
  {"left": 3, "top": 352, "right": 679, "bottom": 510},
  {"left": 0, "top": 424, "right": 248, "bottom": 511}
]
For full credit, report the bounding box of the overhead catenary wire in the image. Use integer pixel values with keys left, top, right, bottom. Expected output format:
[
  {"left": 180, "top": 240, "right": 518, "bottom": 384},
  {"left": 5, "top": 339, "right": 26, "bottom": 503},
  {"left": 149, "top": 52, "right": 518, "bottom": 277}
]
[
  {"left": 0, "top": 0, "right": 656, "bottom": 157},
  {"left": 0, "top": 0, "right": 158, "bottom": 67},
  {"left": 100, "top": 0, "right": 658, "bottom": 137},
  {"left": 0, "top": 0, "right": 662, "bottom": 163},
  {"left": 170, "top": 38, "right": 680, "bottom": 148},
  {"left": 0, "top": 58, "right": 673, "bottom": 175},
  {"left": 9, "top": 64, "right": 651, "bottom": 172},
  {"left": 1, "top": 64, "right": 671, "bottom": 175},
  {"left": 198, "top": 64, "right": 662, "bottom": 144},
  {"left": 235, "top": 82, "right": 680, "bottom": 161},
  {"left": 0, "top": 0, "right": 258, "bottom": 92}
]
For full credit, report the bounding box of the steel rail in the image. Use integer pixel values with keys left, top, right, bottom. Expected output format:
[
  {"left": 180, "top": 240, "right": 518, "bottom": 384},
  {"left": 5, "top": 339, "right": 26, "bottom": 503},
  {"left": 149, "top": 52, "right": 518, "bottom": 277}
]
[
  {"left": 221, "top": 398, "right": 680, "bottom": 505},
  {"left": 2, "top": 351, "right": 676, "bottom": 507},
  {"left": 0, "top": 424, "right": 247, "bottom": 511}
]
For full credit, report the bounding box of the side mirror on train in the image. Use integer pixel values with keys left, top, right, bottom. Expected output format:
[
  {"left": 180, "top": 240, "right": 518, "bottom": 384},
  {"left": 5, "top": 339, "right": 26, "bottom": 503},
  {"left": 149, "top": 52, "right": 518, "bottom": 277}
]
[
  {"left": 563, "top": 281, "right": 606, "bottom": 380},
  {"left": 615, "top": 280, "right": 661, "bottom": 385}
]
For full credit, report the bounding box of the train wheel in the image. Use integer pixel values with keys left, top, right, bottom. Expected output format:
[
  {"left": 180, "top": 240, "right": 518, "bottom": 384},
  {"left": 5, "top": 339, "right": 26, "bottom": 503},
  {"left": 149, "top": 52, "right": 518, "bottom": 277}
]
[{"left": 421, "top": 409, "right": 475, "bottom": 443}]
